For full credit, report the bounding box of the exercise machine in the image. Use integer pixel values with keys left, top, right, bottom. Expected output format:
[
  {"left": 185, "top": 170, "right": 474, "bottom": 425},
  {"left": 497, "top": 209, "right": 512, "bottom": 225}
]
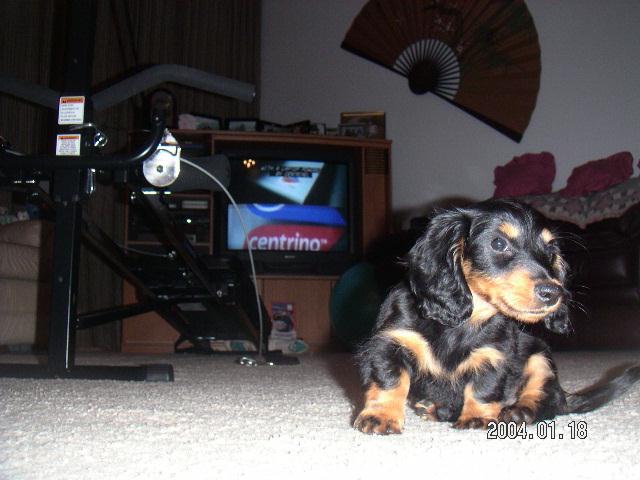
[{"left": 0, "top": 0, "right": 278, "bottom": 382}]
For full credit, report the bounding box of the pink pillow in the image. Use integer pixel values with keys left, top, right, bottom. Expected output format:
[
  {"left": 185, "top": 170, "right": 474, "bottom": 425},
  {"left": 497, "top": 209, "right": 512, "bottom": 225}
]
[
  {"left": 493, "top": 152, "right": 556, "bottom": 198},
  {"left": 560, "top": 152, "right": 633, "bottom": 197}
]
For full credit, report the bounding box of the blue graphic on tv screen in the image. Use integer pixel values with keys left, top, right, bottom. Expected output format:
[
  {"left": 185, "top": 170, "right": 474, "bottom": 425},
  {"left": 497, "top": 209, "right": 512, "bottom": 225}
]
[
  {"left": 227, "top": 204, "right": 348, "bottom": 251},
  {"left": 247, "top": 204, "right": 346, "bottom": 226}
]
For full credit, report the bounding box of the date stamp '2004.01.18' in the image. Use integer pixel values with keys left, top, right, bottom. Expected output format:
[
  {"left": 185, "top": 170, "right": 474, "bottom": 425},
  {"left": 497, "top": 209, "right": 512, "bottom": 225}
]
[{"left": 487, "top": 420, "right": 588, "bottom": 440}]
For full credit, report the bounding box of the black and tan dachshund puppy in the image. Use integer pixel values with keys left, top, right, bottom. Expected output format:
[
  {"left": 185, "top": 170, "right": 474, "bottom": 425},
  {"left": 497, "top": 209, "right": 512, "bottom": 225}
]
[{"left": 354, "top": 200, "right": 640, "bottom": 434}]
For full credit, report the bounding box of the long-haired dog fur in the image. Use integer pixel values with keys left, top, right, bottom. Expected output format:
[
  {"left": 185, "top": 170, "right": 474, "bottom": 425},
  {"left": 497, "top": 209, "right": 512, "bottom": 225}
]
[{"left": 354, "top": 199, "right": 640, "bottom": 434}]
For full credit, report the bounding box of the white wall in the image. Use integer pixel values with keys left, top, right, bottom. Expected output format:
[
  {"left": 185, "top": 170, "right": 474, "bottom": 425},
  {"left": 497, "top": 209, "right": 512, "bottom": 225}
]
[{"left": 260, "top": 0, "right": 640, "bottom": 222}]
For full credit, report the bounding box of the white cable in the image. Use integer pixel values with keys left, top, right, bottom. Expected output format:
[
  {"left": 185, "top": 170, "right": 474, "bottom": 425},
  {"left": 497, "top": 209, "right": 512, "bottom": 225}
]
[{"left": 180, "top": 157, "right": 265, "bottom": 359}]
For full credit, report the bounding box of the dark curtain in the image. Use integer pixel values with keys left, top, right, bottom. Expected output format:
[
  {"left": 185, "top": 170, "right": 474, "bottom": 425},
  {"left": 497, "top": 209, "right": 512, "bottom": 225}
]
[
  {"left": 0, "top": 1, "right": 56, "bottom": 154},
  {"left": 0, "top": 0, "right": 261, "bottom": 350}
]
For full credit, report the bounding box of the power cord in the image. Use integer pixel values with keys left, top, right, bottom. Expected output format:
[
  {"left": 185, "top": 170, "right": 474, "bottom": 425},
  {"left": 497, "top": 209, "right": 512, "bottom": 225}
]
[{"left": 180, "top": 157, "right": 266, "bottom": 362}]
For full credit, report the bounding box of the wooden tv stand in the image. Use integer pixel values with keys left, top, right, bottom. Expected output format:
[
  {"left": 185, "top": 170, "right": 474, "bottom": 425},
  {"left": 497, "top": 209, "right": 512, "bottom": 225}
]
[{"left": 121, "top": 131, "right": 392, "bottom": 353}]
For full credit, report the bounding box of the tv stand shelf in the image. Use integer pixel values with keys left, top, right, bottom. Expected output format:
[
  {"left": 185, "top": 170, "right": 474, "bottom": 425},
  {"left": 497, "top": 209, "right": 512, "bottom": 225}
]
[{"left": 121, "top": 131, "right": 391, "bottom": 352}]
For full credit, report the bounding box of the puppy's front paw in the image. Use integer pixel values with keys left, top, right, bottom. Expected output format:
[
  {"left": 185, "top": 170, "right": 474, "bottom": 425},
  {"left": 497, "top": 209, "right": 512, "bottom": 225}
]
[
  {"left": 452, "top": 417, "right": 493, "bottom": 430},
  {"left": 354, "top": 411, "right": 403, "bottom": 435},
  {"left": 498, "top": 405, "right": 535, "bottom": 424}
]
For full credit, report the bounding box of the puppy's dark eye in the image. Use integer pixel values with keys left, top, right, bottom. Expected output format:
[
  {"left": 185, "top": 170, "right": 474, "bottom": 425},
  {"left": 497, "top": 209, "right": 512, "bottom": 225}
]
[{"left": 491, "top": 237, "right": 508, "bottom": 252}]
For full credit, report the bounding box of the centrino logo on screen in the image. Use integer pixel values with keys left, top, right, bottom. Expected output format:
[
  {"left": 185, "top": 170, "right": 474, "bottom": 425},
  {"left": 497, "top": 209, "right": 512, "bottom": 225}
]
[
  {"left": 244, "top": 224, "right": 343, "bottom": 252},
  {"left": 247, "top": 231, "right": 327, "bottom": 251}
]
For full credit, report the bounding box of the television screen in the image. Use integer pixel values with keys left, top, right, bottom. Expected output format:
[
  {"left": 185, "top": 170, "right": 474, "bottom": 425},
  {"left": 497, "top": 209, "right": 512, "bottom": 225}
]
[{"left": 226, "top": 158, "right": 350, "bottom": 253}]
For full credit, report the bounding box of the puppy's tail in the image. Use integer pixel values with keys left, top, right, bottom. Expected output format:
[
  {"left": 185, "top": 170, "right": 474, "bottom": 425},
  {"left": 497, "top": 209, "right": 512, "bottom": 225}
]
[{"left": 563, "top": 365, "right": 640, "bottom": 414}]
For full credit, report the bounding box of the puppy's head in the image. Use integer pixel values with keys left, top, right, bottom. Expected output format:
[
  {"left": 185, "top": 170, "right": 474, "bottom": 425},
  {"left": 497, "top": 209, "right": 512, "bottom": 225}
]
[{"left": 408, "top": 200, "right": 569, "bottom": 332}]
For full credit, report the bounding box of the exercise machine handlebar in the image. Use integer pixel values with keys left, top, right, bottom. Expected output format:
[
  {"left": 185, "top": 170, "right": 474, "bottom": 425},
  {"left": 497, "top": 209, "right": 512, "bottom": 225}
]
[
  {"left": 0, "top": 74, "right": 60, "bottom": 110},
  {"left": 0, "top": 63, "right": 255, "bottom": 170},
  {"left": 0, "top": 63, "right": 255, "bottom": 111},
  {"left": 92, "top": 64, "right": 255, "bottom": 110}
]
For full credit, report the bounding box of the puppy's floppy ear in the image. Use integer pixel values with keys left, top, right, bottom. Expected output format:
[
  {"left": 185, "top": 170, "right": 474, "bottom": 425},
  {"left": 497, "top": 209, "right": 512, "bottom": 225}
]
[{"left": 407, "top": 209, "right": 472, "bottom": 326}]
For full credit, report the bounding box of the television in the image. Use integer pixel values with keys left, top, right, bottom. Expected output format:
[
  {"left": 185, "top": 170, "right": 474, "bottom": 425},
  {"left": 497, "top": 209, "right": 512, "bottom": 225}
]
[{"left": 214, "top": 142, "right": 362, "bottom": 275}]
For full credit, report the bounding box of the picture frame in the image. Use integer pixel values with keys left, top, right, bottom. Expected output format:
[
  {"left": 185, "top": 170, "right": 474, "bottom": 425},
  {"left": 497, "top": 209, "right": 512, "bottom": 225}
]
[
  {"left": 338, "top": 123, "right": 368, "bottom": 138},
  {"left": 261, "top": 121, "right": 287, "bottom": 133},
  {"left": 340, "top": 111, "right": 386, "bottom": 138},
  {"left": 309, "top": 123, "right": 326, "bottom": 135},
  {"left": 285, "top": 120, "right": 311, "bottom": 134},
  {"left": 226, "top": 118, "right": 260, "bottom": 132}
]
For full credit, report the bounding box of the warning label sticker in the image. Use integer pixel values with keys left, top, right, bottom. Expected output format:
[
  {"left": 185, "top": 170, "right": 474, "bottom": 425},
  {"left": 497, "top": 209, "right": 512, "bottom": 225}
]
[
  {"left": 58, "top": 96, "right": 85, "bottom": 125},
  {"left": 56, "top": 134, "right": 82, "bottom": 156}
]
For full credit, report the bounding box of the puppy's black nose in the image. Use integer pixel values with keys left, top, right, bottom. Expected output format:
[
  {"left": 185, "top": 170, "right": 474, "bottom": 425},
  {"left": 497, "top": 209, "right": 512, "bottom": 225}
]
[{"left": 535, "top": 283, "right": 562, "bottom": 305}]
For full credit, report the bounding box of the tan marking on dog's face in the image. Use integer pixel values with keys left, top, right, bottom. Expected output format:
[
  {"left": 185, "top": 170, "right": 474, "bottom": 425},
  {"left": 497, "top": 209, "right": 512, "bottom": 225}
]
[
  {"left": 541, "top": 228, "right": 554, "bottom": 244},
  {"left": 516, "top": 353, "right": 555, "bottom": 412},
  {"left": 499, "top": 222, "right": 520, "bottom": 239},
  {"left": 468, "top": 288, "right": 499, "bottom": 326},
  {"left": 499, "top": 268, "right": 543, "bottom": 317},
  {"left": 462, "top": 260, "right": 498, "bottom": 326},
  {"left": 354, "top": 370, "right": 410, "bottom": 434},
  {"left": 463, "top": 261, "right": 562, "bottom": 323}
]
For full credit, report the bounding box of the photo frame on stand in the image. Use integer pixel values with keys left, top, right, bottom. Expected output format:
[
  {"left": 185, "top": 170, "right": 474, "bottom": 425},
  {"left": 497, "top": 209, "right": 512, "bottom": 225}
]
[{"left": 340, "top": 111, "right": 386, "bottom": 138}]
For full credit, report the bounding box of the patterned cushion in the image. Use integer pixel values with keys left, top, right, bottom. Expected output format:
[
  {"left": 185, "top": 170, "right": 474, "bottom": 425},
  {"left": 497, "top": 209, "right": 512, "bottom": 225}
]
[{"left": 518, "top": 177, "right": 640, "bottom": 229}]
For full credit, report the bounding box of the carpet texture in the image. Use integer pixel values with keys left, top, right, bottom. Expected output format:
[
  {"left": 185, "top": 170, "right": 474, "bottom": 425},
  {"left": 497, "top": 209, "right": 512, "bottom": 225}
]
[{"left": 1, "top": 350, "right": 639, "bottom": 479}]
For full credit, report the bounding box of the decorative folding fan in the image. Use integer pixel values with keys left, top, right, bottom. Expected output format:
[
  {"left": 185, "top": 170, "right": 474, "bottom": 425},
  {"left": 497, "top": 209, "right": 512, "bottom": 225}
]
[{"left": 342, "top": 0, "right": 541, "bottom": 141}]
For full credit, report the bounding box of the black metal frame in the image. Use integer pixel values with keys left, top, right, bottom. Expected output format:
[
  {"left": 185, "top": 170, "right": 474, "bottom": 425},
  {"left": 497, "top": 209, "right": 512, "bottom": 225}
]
[{"left": 0, "top": 0, "right": 268, "bottom": 381}]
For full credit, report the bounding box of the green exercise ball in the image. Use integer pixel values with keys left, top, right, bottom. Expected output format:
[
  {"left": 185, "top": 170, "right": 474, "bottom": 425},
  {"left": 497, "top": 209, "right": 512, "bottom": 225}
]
[{"left": 330, "top": 262, "right": 382, "bottom": 349}]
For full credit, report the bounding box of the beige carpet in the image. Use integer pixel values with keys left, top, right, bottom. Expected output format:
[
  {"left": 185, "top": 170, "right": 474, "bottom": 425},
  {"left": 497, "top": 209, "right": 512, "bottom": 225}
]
[{"left": 1, "top": 350, "right": 639, "bottom": 479}]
